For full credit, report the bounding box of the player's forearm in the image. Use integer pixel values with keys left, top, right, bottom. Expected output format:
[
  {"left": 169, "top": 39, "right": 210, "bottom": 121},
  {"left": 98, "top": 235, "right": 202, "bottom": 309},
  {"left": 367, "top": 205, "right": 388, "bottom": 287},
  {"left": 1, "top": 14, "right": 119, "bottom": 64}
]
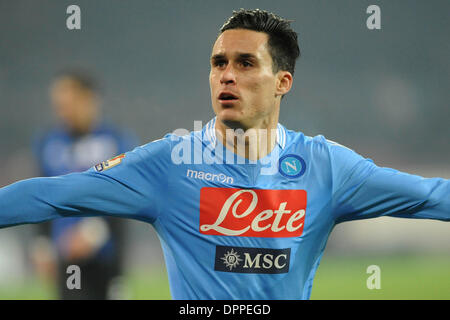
[
  {"left": 390, "top": 175, "right": 450, "bottom": 221},
  {"left": 0, "top": 177, "right": 67, "bottom": 228},
  {"left": 0, "top": 170, "right": 154, "bottom": 228},
  {"left": 334, "top": 164, "right": 450, "bottom": 223},
  {"left": 0, "top": 172, "right": 113, "bottom": 228}
]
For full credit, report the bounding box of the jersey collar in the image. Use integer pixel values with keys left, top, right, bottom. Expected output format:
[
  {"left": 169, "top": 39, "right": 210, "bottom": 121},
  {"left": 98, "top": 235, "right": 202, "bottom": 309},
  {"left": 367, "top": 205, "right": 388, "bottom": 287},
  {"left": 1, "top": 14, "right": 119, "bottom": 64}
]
[{"left": 204, "top": 117, "right": 286, "bottom": 150}]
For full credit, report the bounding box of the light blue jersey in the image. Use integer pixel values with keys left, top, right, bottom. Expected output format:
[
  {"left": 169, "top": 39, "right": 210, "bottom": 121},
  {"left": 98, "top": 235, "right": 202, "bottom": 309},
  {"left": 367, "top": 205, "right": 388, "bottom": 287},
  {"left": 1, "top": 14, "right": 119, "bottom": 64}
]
[{"left": 1, "top": 118, "right": 449, "bottom": 299}]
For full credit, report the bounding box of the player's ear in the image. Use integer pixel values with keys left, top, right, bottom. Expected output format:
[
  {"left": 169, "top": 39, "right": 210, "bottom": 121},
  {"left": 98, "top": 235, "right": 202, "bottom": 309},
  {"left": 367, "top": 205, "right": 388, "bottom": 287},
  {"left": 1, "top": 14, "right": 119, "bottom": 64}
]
[{"left": 275, "top": 71, "right": 293, "bottom": 97}]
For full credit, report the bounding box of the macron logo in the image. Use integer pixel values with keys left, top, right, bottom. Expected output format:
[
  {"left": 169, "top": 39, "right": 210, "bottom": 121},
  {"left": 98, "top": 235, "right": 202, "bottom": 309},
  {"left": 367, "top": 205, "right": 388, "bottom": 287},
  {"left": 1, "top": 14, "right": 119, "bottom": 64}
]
[{"left": 186, "top": 169, "right": 234, "bottom": 185}]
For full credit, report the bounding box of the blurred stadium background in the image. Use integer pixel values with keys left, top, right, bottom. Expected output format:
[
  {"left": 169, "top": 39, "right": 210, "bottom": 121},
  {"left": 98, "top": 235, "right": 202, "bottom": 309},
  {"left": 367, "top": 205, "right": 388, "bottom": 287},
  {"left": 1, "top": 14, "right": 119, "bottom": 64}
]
[{"left": 0, "top": 0, "right": 448, "bottom": 299}]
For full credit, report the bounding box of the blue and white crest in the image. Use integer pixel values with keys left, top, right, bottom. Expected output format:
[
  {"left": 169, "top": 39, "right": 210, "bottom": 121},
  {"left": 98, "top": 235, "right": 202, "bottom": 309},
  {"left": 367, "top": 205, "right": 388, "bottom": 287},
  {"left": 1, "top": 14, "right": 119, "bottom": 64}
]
[{"left": 278, "top": 154, "right": 306, "bottom": 178}]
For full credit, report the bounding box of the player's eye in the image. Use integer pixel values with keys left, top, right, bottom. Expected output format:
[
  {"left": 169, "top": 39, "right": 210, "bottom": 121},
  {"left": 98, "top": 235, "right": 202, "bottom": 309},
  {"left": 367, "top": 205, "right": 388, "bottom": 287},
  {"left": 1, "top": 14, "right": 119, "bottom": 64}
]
[
  {"left": 237, "top": 59, "right": 253, "bottom": 68},
  {"left": 213, "top": 60, "right": 227, "bottom": 68}
]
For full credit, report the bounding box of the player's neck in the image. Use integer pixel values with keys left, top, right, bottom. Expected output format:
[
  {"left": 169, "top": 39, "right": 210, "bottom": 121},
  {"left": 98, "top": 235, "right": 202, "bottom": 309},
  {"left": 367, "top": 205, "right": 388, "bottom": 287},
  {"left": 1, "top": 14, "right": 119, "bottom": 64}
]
[{"left": 215, "top": 117, "right": 279, "bottom": 161}]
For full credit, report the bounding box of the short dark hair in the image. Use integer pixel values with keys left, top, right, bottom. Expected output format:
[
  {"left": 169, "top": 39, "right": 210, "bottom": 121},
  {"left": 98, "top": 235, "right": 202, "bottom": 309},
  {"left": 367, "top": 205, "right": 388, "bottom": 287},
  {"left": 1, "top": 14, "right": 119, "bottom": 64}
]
[
  {"left": 54, "top": 69, "right": 99, "bottom": 94},
  {"left": 220, "top": 9, "right": 300, "bottom": 76}
]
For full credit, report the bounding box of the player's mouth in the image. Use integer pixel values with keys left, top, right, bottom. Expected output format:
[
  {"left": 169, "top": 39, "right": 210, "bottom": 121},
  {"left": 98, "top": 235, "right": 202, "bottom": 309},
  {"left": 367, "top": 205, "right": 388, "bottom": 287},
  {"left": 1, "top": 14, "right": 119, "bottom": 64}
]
[{"left": 218, "top": 91, "right": 239, "bottom": 105}]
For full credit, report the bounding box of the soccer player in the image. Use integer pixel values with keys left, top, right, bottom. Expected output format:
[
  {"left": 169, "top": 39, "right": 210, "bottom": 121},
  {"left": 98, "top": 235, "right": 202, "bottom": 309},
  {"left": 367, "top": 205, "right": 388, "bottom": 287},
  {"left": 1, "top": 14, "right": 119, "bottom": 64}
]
[
  {"left": 31, "top": 70, "right": 138, "bottom": 299},
  {"left": 0, "top": 9, "right": 448, "bottom": 299}
]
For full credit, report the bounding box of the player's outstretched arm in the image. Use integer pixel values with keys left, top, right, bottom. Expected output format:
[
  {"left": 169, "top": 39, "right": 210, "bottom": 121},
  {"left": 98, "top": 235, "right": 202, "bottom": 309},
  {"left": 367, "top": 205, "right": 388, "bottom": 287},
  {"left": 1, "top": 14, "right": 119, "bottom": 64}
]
[
  {"left": 0, "top": 173, "right": 140, "bottom": 228},
  {"left": 328, "top": 142, "right": 450, "bottom": 223},
  {"left": 0, "top": 141, "right": 169, "bottom": 229}
]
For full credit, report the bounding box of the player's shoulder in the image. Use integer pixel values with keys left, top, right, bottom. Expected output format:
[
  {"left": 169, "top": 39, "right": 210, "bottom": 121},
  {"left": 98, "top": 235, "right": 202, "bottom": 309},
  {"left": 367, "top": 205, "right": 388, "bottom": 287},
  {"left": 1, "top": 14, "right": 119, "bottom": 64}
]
[
  {"left": 93, "top": 134, "right": 173, "bottom": 174},
  {"left": 283, "top": 127, "right": 364, "bottom": 167},
  {"left": 133, "top": 134, "right": 174, "bottom": 157},
  {"left": 123, "top": 128, "right": 199, "bottom": 158},
  {"left": 284, "top": 127, "right": 349, "bottom": 153}
]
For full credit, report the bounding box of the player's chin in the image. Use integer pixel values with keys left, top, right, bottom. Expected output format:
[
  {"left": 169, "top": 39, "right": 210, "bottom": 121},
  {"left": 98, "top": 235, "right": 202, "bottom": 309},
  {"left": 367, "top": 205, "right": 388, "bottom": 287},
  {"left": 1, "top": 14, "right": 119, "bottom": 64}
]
[
  {"left": 218, "top": 107, "right": 239, "bottom": 117},
  {"left": 218, "top": 116, "right": 247, "bottom": 131},
  {"left": 215, "top": 99, "right": 246, "bottom": 121}
]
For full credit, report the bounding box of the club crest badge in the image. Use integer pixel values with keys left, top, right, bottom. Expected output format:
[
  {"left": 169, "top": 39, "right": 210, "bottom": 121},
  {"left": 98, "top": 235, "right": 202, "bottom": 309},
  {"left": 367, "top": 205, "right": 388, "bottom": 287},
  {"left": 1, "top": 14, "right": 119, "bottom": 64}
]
[{"left": 278, "top": 154, "right": 306, "bottom": 178}]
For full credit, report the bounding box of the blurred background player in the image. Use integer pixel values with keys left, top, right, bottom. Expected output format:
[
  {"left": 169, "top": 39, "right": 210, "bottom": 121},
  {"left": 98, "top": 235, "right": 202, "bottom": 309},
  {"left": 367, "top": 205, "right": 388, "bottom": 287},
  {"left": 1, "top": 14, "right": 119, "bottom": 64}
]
[{"left": 31, "top": 70, "right": 138, "bottom": 299}]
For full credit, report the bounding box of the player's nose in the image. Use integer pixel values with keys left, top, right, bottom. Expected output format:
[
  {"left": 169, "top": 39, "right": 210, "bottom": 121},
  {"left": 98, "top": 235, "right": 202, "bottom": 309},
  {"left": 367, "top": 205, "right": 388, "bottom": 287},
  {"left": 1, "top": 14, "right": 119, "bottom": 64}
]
[{"left": 220, "top": 64, "right": 236, "bottom": 85}]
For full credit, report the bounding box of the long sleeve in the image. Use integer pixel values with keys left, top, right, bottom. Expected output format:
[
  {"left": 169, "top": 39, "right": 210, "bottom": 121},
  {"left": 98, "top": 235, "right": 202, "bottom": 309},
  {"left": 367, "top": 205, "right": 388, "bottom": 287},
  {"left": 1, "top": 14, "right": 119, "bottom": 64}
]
[
  {"left": 0, "top": 138, "right": 171, "bottom": 228},
  {"left": 328, "top": 142, "right": 450, "bottom": 223}
]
